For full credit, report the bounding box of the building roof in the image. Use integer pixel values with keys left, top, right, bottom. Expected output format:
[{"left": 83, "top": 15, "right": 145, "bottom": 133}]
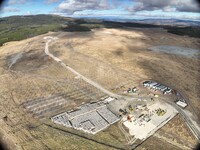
[{"left": 176, "top": 101, "right": 187, "bottom": 108}]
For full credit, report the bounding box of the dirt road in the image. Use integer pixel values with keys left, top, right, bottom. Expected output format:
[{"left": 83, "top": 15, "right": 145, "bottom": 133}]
[{"left": 44, "top": 36, "right": 123, "bottom": 99}]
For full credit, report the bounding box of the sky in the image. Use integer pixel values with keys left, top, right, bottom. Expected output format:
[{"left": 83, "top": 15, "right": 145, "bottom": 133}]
[{"left": 0, "top": 0, "right": 200, "bottom": 20}]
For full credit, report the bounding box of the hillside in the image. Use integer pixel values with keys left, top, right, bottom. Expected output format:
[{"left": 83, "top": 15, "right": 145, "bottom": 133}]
[
  {"left": 0, "top": 15, "right": 72, "bottom": 46},
  {"left": 0, "top": 15, "right": 200, "bottom": 46}
]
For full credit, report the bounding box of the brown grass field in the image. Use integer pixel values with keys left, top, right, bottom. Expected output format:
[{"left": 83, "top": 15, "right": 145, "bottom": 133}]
[{"left": 0, "top": 27, "right": 199, "bottom": 149}]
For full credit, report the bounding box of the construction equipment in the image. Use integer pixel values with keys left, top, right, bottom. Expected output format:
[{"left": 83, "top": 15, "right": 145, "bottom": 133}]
[
  {"left": 119, "top": 109, "right": 128, "bottom": 115},
  {"left": 119, "top": 109, "right": 124, "bottom": 114},
  {"left": 132, "top": 87, "right": 137, "bottom": 93},
  {"left": 127, "top": 115, "right": 132, "bottom": 122},
  {"left": 156, "top": 108, "right": 166, "bottom": 116},
  {"left": 154, "top": 94, "right": 159, "bottom": 97},
  {"left": 126, "top": 87, "right": 138, "bottom": 93},
  {"left": 127, "top": 88, "right": 132, "bottom": 93},
  {"left": 128, "top": 105, "right": 134, "bottom": 111}
]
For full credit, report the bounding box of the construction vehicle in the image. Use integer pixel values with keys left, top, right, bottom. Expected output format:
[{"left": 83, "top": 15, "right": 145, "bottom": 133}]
[
  {"left": 139, "top": 114, "right": 144, "bottom": 118},
  {"left": 119, "top": 109, "right": 128, "bottom": 115},
  {"left": 119, "top": 109, "right": 124, "bottom": 114},
  {"left": 132, "top": 87, "right": 137, "bottom": 93},
  {"left": 127, "top": 115, "right": 132, "bottom": 122},
  {"left": 127, "top": 87, "right": 137, "bottom": 93},
  {"left": 156, "top": 108, "right": 166, "bottom": 116},
  {"left": 128, "top": 105, "right": 134, "bottom": 111},
  {"left": 127, "top": 88, "right": 132, "bottom": 93},
  {"left": 154, "top": 94, "right": 159, "bottom": 97}
]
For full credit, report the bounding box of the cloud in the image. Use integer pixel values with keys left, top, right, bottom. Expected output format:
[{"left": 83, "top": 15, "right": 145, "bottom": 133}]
[
  {"left": 54, "top": 0, "right": 199, "bottom": 16},
  {"left": 128, "top": 0, "right": 200, "bottom": 13},
  {"left": 25, "top": 11, "right": 33, "bottom": 15},
  {"left": 134, "top": 11, "right": 200, "bottom": 20},
  {"left": 46, "top": 0, "right": 60, "bottom": 4},
  {"left": 57, "top": 0, "right": 110, "bottom": 14},
  {"left": 8, "top": 0, "right": 28, "bottom": 5},
  {"left": 2, "top": 6, "right": 20, "bottom": 12}
]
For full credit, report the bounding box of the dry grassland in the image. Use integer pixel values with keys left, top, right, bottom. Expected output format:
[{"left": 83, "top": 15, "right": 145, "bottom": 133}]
[{"left": 0, "top": 28, "right": 199, "bottom": 149}]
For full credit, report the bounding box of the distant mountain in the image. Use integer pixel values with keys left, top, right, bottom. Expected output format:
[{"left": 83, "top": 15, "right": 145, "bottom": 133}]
[
  {"left": 0, "top": 15, "right": 200, "bottom": 46},
  {"left": 132, "top": 19, "right": 200, "bottom": 27},
  {"left": 79, "top": 16, "right": 200, "bottom": 27}
]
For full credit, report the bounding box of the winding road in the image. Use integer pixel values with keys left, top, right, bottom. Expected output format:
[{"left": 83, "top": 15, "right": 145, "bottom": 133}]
[
  {"left": 44, "top": 36, "right": 123, "bottom": 99},
  {"left": 168, "top": 100, "right": 200, "bottom": 142}
]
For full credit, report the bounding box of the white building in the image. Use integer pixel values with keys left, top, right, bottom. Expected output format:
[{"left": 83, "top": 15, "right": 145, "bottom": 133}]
[
  {"left": 104, "top": 97, "right": 115, "bottom": 103},
  {"left": 176, "top": 101, "right": 187, "bottom": 108}
]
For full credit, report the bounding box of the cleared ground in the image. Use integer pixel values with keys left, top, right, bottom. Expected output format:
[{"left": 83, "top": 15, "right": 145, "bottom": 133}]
[{"left": 123, "top": 101, "right": 178, "bottom": 140}]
